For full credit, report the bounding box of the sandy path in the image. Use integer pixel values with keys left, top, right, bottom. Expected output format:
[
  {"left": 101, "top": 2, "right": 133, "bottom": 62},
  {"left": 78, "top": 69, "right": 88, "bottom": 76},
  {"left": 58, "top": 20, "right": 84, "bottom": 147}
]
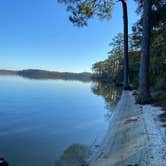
[{"left": 89, "top": 91, "right": 166, "bottom": 166}]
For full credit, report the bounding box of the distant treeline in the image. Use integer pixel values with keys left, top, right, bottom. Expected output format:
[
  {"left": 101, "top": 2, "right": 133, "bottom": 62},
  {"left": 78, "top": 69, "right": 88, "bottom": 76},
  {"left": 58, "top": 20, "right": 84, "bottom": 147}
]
[
  {"left": 0, "top": 69, "right": 92, "bottom": 82},
  {"left": 0, "top": 70, "right": 18, "bottom": 75}
]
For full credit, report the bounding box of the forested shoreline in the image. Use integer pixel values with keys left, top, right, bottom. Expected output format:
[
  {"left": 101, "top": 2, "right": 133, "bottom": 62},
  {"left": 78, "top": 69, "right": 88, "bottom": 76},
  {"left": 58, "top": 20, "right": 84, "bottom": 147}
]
[
  {"left": 91, "top": 0, "right": 166, "bottom": 109},
  {"left": 0, "top": 69, "right": 92, "bottom": 82}
]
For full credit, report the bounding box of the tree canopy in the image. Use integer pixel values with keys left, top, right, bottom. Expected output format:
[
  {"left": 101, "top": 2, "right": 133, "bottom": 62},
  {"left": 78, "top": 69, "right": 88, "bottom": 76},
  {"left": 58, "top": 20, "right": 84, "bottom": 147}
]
[{"left": 57, "top": 0, "right": 114, "bottom": 26}]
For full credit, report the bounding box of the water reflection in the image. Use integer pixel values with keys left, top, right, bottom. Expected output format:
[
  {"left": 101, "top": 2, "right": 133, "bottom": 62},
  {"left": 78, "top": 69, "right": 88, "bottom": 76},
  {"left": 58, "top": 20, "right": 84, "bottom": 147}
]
[
  {"left": 55, "top": 82, "right": 122, "bottom": 166},
  {"left": 91, "top": 82, "right": 121, "bottom": 110},
  {"left": 91, "top": 82, "right": 122, "bottom": 121}
]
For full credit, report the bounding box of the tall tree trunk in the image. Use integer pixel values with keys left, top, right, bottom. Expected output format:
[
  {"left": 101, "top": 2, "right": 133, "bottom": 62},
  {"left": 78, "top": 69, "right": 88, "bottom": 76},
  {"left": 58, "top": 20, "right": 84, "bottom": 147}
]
[
  {"left": 120, "top": 0, "right": 129, "bottom": 90},
  {"left": 138, "top": 0, "right": 152, "bottom": 103}
]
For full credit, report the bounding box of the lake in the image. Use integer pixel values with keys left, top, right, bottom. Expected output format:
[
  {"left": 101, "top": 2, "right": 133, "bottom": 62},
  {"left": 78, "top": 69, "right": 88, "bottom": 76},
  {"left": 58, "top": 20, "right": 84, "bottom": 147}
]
[{"left": 0, "top": 76, "right": 120, "bottom": 166}]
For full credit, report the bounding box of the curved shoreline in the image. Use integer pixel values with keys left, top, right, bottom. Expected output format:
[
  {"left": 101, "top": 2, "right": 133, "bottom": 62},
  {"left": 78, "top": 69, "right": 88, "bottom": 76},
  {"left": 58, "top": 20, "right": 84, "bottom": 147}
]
[{"left": 89, "top": 91, "right": 166, "bottom": 166}]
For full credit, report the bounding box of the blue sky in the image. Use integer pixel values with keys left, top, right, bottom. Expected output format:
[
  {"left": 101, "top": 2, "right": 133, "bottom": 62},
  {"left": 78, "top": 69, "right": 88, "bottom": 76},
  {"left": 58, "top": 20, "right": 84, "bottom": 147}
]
[{"left": 0, "top": 0, "right": 139, "bottom": 72}]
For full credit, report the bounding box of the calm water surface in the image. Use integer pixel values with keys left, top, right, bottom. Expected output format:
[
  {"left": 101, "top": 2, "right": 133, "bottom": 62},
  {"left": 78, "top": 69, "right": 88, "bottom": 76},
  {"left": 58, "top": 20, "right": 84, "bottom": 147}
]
[{"left": 0, "top": 76, "right": 120, "bottom": 166}]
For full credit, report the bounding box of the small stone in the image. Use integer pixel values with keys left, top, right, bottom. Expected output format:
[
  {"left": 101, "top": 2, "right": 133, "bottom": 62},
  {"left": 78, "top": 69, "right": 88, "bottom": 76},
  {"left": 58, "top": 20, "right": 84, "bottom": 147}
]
[
  {"left": 124, "top": 116, "right": 138, "bottom": 124},
  {"left": 0, "top": 158, "right": 9, "bottom": 166}
]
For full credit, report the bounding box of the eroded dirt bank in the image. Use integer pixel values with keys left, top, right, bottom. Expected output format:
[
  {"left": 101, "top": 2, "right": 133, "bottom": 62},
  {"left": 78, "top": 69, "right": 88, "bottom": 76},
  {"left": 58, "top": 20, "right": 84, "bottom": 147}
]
[{"left": 89, "top": 91, "right": 166, "bottom": 166}]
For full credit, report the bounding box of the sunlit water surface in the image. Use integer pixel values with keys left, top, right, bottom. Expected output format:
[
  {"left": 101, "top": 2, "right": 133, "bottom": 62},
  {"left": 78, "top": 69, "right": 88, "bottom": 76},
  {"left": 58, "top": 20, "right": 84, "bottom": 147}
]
[{"left": 0, "top": 76, "right": 120, "bottom": 166}]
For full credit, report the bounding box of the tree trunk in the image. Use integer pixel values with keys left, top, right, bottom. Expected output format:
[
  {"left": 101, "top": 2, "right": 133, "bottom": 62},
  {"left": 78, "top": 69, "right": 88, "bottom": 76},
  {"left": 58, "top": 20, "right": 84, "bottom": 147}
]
[
  {"left": 138, "top": 0, "right": 152, "bottom": 103},
  {"left": 120, "top": 0, "right": 129, "bottom": 90}
]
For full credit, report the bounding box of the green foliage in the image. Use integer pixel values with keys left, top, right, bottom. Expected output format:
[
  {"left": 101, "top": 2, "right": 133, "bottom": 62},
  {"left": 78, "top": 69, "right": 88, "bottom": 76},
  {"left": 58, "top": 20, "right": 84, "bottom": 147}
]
[
  {"left": 133, "top": 0, "right": 166, "bottom": 87},
  {"left": 154, "top": 78, "right": 166, "bottom": 91},
  {"left": 151, "top": 90, "right": 166, "bottom": 110},
  {"left": 57, "top": 0, "right": 114, "bottom": 26},
  {"left": 92, "top": 33, "right": 140, "bottom": 87},
  {"left": 92, "top": 33, "right": 123, "bottom": 83}
]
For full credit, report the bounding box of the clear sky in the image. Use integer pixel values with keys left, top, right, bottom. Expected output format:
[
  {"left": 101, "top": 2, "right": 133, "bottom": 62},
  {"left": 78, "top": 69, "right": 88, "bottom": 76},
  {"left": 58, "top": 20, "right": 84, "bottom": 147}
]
[{"left": 0, "top": 0, "right": 139, "bottom": 72}]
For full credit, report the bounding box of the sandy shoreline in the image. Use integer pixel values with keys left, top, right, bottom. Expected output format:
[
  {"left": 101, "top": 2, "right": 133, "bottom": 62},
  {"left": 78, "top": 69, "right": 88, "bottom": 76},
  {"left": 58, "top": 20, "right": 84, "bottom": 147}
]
[{"left": 89, "top": 91, "right": 166, "bottom": 166}]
